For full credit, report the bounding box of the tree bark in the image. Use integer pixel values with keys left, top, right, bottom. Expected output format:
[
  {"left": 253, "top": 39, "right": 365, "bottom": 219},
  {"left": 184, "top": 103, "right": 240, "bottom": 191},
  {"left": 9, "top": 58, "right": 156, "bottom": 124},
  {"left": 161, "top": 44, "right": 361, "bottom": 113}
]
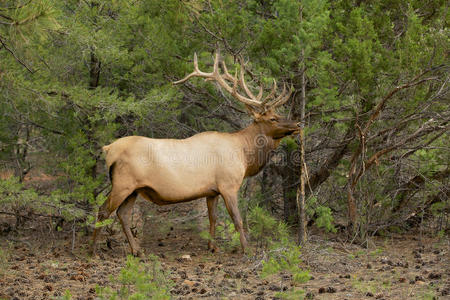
[
  {"left": 296, "top": 56, "right": 307, "bottom": 245},
  {"left": 89, "top": 51, "right": 101, "bottom": 89},
  {"left": 306, "top": 128, "right": 354, "bottom": 199}
]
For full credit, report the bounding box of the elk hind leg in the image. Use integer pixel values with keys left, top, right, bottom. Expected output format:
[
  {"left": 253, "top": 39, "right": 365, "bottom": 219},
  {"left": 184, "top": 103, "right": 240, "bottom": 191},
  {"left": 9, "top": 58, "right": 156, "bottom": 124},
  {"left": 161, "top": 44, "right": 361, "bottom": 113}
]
[
  {"left": 91, "top": 187, "right": 133, "bottom": 256},
  {"left": 117, "top": 192, "right": 142, "bottom": 257},
  {"left": 91, "top": 197, "right": 112, "bottom": 256},
  {"left": 206, "top": 195, "right": 219, "bottom": 252}
]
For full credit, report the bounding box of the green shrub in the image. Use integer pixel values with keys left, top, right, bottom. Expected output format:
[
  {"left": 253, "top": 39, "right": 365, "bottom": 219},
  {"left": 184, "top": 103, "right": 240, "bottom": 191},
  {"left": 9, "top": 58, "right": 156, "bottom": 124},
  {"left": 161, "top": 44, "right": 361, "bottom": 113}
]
[
  {"left": 315, "top": 206, "right": 337, "bottom": 233},
  {"left": 62, "top": 290, "right": 72, "bottom": 300},
  {"left": 0, "top": 176, "right": 87, "bottom": 229},
  {"left": 261, "top": 243, "right": 310, "bottom": 284},
  {"left": 248, "top": 206, "right": 290, "bottom": 250},
  {"left": 248, "top": 206, "right": 310, "bottom": 297},
  {"left": 306, "top": 197, "right": 337, "bottom": 233},
  {"left": 96, "top": 254, "right": 173, "bottom": 300}
]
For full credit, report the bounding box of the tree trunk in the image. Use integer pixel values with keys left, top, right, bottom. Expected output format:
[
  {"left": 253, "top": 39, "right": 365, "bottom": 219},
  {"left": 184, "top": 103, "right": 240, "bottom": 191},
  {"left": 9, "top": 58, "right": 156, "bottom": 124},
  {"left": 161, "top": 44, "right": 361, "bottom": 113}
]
[
  {"left": 305, "top": 128, "right": 353, "bottom": 199},
  {"left": 296, "top": 58, "right": 307, "bottom": 245},
  {"left": 282, "top": 164, "right": 298, "bottom": 224},
  {"left": 89, "top": 51, "right": 101, "bottom": 89}
]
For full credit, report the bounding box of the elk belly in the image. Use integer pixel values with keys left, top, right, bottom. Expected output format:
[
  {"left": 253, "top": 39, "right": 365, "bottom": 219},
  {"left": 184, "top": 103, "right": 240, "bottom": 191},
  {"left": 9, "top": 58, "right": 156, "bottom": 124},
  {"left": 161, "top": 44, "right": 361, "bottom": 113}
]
[{"left": 136, "top": 183, "right": 219, "bottom": 205}]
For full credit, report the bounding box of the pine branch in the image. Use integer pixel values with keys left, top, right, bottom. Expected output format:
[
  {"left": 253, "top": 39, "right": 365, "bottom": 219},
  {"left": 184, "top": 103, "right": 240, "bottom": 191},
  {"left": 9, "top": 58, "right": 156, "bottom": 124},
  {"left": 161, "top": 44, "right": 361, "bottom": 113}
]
[{"left": 0, "top": 35, "right": 34, "bottom": 73}]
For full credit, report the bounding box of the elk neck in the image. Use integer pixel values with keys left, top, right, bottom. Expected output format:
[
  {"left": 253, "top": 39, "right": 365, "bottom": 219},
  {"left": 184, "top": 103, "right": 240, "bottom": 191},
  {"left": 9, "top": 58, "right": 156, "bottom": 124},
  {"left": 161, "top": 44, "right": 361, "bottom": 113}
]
[{"left": 233, "top": 122, "right": 280, "bottom": 177}]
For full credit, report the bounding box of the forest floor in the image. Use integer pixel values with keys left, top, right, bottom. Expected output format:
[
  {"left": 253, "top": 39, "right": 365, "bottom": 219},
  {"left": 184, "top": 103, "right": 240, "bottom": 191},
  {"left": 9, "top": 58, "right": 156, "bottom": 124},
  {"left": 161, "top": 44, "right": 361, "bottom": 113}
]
[{"left": 0, "top": 198, "right": 448, "bottom": 300}]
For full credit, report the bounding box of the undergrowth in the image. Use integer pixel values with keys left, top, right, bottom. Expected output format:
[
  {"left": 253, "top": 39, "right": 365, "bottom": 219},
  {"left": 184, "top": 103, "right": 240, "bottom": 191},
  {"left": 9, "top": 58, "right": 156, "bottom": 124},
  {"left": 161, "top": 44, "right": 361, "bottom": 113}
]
[
  {"left": 96, "top": 254, "right": 173, "bottom": 300},
  {"left": 249, "top": 206, "right": 311, "bottom": 298}
]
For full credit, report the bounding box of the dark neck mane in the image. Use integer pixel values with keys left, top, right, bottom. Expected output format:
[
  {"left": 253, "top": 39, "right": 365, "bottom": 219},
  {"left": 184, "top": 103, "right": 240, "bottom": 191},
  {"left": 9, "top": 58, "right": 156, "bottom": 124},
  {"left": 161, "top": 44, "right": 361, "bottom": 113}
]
[{"left": 234, "top": 123, "right": 279, "bottom": 177}]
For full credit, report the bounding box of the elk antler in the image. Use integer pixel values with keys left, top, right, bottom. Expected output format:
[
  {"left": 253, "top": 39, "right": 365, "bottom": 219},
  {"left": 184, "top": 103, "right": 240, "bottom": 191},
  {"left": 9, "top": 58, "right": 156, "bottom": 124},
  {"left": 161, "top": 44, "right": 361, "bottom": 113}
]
[{"left": 173, "top": 51, "right": 293, "bottom": 111}]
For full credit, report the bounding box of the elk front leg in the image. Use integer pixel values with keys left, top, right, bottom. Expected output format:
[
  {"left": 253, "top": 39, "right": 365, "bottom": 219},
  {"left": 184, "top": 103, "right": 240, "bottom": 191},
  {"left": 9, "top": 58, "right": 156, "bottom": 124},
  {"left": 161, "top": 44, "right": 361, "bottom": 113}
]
[
  {"left": 206, "top": 195, "right": 219, "bottom": 252},
  {"left": 117, "top": 192, "right": 142, "bottom": 257},
  {"left": 221, "top": 191, "right": 248, "bottom": 252}
]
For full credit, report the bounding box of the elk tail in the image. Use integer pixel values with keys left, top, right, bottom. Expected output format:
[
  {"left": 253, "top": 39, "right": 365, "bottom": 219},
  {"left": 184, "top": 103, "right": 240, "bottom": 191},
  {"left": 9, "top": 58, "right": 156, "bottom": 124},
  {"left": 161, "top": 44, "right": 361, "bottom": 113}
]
[{"left": 102, "top": 145, "right": 111, "bottom": 154}]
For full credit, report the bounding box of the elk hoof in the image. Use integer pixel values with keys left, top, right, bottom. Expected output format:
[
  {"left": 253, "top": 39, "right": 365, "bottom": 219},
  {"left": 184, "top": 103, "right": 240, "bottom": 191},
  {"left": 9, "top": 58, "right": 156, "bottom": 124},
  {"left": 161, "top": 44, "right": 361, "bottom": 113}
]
[
  {"left": 89, "top": 247, "right": 99, "bottom": 259},
  {"left": 132, "top": 248, "right": 144, "bottom": 258},
  {"left": 208, "top": 243, "right": 220, "bottom": 253}
]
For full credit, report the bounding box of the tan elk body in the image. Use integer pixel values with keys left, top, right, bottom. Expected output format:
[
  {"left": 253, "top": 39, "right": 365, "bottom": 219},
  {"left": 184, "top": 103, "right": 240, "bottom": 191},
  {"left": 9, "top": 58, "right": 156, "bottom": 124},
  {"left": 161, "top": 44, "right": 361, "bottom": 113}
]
[{"left": 92, "top": 52, "right": 299, "bottom": 256}]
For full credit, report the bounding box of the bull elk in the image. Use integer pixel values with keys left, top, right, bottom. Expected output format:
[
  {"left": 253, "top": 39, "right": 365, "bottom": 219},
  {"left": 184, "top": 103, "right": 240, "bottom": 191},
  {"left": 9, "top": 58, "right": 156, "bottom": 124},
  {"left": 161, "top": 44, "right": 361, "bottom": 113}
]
[{"left": 91, "top": 52, "right": 300, "bottom": 257}]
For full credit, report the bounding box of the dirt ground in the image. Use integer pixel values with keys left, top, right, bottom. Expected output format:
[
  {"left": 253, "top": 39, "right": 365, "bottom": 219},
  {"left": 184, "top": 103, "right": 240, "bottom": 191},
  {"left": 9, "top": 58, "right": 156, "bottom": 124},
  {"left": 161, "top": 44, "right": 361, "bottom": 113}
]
[{"left": 0, "top": 198, "right": 448, "bottom": 300}]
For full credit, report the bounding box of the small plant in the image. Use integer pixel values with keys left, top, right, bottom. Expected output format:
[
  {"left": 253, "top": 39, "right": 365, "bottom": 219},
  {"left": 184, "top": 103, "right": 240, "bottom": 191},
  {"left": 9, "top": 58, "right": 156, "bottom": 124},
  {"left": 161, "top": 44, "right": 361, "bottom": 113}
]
[
  {"left": 369, "top": 248, "right": 384, "bottom": 257},
  {"left": 0, "top": 246, "right": 11, "bottom": 277},
  {"left": 249, "top": 206, "right": 310, "bottom": 297},
  {"left": 315, "top": 206, "right": 337, "bottom": 233},
  {"left": 217, "top": 219, "right": 241, "bottom": 251},
  {"left": 248, "top": 206, "right": 289, "bottom": 250},
  {"left": 261, "top": 243, "right": 310, "bottom": 284},
  {"left": 200, "top": 218, "right": 240, "bottom": 252},
  {"left": 62, "top": 290, "right": 72, "bottom": 300},
  {"left": 306, "top": 197, "right": 337, "bottom": 233},
  {"left": 349, "top": 249, "right": 365, "bottom": 259},
  {"left": 418, "top": 288, "right": 438, "bottom": 300},
  {"left": 275, "top": 288, "right": 306, "bottom": 299},
  {"left": 96, "top": 254, "right": 173, "bottom": 300},
  {"left": 95, "top": 218, "right": 114, "bottom": 228},
  {"left": 351, "top": 275, "right": 378, "bottom": 295}
]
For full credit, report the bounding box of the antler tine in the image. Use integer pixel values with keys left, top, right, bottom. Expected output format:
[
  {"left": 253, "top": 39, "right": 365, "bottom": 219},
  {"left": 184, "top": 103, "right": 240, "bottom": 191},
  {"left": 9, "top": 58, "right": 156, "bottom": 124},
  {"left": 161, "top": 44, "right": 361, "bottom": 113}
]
[
  {"left": 266, "top": 83, "right": 286, "bottom": 107},
  {"left": 238, "top": 60, "right": 256, "bottom": 100},
  {"left": 262, "top": 79, "right": 277, "bottom": 104},
  {"left": 205, "top": 52, "right": 222, "bottom": 82},
  {"left": 221, "top": 60, "right": 235, "bottom": 81},
  {"left": 231, "top": 67, "right": 240, "bottom": 99},
  {"left": 255, "top": 85, "right": 263, "bottom": 101},
  {"left": 173, "top": 53, "right": 214, "bottom": 85},
  {"left": 193, "top": 53, "right": 199, "bottom": 72},
  {"left": 270, "top": 84, "right": 294, "bottom": 108},
  {"left": 212, "top": 52, "right": 220, "bottom": 75}
]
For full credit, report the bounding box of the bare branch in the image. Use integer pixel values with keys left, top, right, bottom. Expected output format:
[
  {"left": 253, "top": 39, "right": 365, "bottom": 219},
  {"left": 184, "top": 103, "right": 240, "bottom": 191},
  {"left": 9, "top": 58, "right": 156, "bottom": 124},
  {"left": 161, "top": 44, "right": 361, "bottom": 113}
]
[{"left": 0, "top": 36, "right": 34, "bottom": 73}]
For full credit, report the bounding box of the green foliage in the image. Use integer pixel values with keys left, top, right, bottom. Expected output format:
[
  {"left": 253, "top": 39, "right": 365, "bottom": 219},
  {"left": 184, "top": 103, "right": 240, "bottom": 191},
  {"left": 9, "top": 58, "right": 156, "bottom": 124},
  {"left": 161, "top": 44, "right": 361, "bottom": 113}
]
[
  {"left": 199, "top": 219, "right": 240, "bottom": 252},
  {"left": 315, "top": 206, "right": 337, "bottom": 233},
  {"left": 248, "top": 206, "right": 310, "bottom": 296},
  {"left": 413, "top": 149, "right": 442, "bottom": 176},
  {"left": 215, "top": 219, "right": 241, "bottom": 251},
  {"left": 0, "top": 176, "right": 85, "bottom": 225},
  {"left": 248, "top": 206, "right": 289, "bottom": 250},
  {"left": 0, "top": 176, "right": 39, "bottom": 211},
  {"left": 275, "top": 289, "right": 306, "bottom": 300},
  {"left": 306, "top": 197, "right": 336, "bottom": 233},
  {"left": 281, "top": 137, "right": 298, "bottom": 152},
  {"left": 369, "top": 248, "right": 384, "bottom": 257},
  {"left": 96, "top": 255, "right": 173, "bottom": 300},
  {"left": 0, "top": 245, "right": 11, "bottom": 277},
  {"left": 95, "top": 218, "right": 114, "bottom": 228},
  {"left": 61, "top": 290, "right": 72, "bottom": 300},
  {"left": 261, "top": 244, "right": 310, "bottom": 284}
]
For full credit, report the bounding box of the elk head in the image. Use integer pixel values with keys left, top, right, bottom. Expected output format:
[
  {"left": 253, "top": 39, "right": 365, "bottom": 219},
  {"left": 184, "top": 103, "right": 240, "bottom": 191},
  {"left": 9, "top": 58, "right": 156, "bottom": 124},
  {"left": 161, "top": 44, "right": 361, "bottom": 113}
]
[{"left": 173, "top": 51, "right": 300, "bottom": 140}]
